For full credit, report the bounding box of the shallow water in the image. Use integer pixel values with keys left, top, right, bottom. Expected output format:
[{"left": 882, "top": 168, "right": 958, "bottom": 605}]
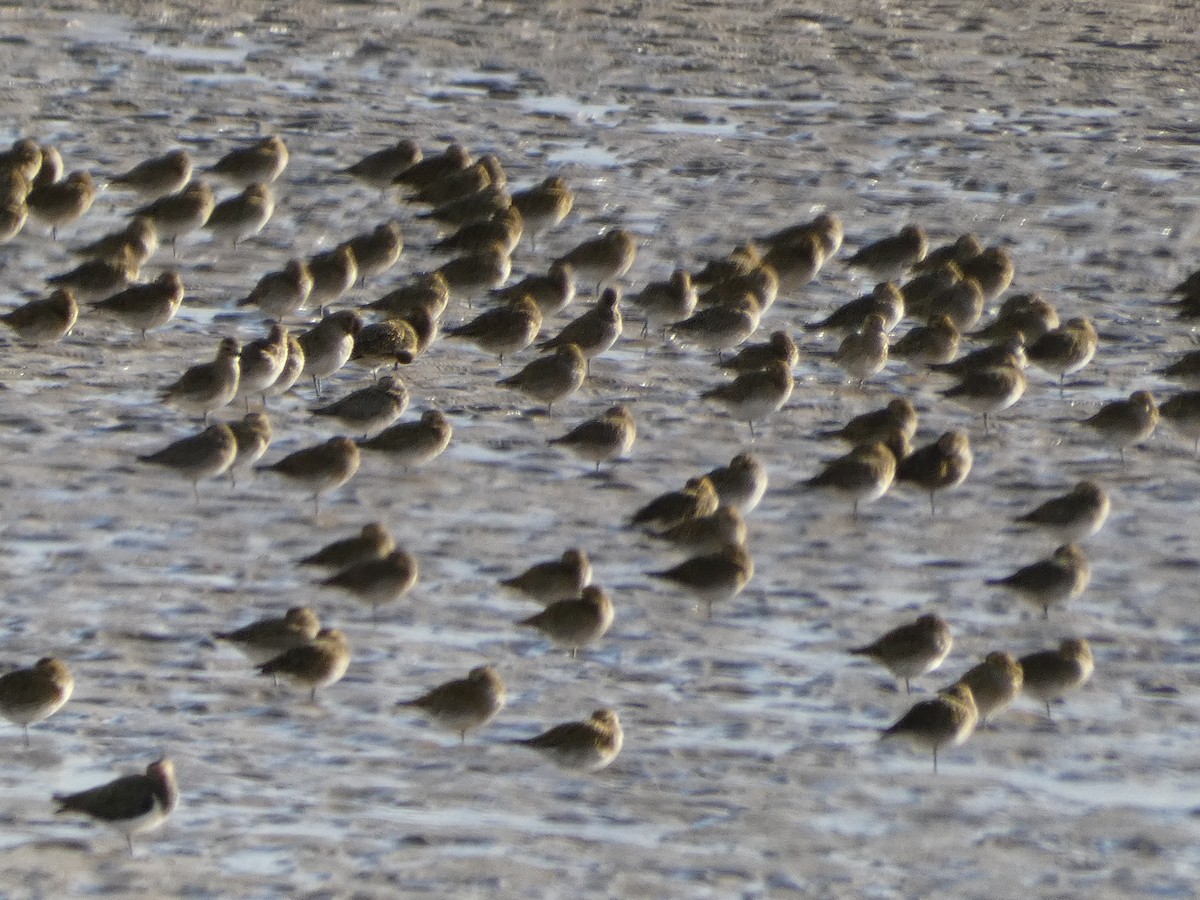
[{"left": 3, "top": 0, "right": 1200, "bottom": 897}]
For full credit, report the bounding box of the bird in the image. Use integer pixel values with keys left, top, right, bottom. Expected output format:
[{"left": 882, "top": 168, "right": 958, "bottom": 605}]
[
  {"left": 235, "top": 324, "right": 290, "bottom": 407},
  {"left": 214, "top": 607, "right": 321, "bottom": 666},
  {"left": 312, "top": 375, "right": 410, "bottom": 436},
  {"left": 264, "top": 334, "right": 305, "bottom": 402},
  {"left": 257, "top": 628, "right": 351, "bottom": 702},
  {"left": 901, "top": 259, "right": 964, "bottom": 322},
  {"left": 256, "top": 436, "right": 361, "bottom": 514},
  {"left": 647, "top": 542, "right": 754, "bottom": 618},
  {"left": 497, "top": 343, "right": 587, "bottom": 411},
  {"left": 297, "top": 310, "right": 363, "bottom": 396},
  {"left": 536, "top": 287, "right": 623, "bottom": 367},
  {"left": 802, "top": 437, "right": 902, "bottom": 521},
  {"left": 892, "top": 314, "right": 960, "bottom": 367},
  {"left": 912, "top": 233, "right": 983, "bottom": 273},
  {"left": 700, "top": 359, "right": 794, "bottom": 437},
  {"left": 947, "top": 651, "right": 1023, "bottom": 725},
  {"left": 357, "top": 410, "right": 453, "bottom": 468},
  {"left": 833, "top": 313, "right": 888, "bottom": 383},
  {"left": 939, "top": 363, "right": 1027, "bottom": 431},
  {"left": 340, "top": 139, "right": 422, "bottom": 191},
  {"left": 926, "top": 275, "right": 985, "bottom": 332},
  {"left": 549, "top": 404, "right": 637, "bottom": 471},
  {"left": 320, "top": 549, "right": 419, "bottom": 620},
  {"left": 960, "top": 246, "right": 1015, "bottom": 304},
  {"left": 159, "top": 337, "right": 241, "bottom": 421},
  {"left": 228, "top": 412, "right": 273, "bottom": 486},
  {"left": 1159, "top": 391, "right": 1200, "bottom": 454},
  {"left": 299, "top": 522, "right": 395, "bottom": 570},
  {"left": 74, "top": 215, "right": 159, "bottom": 267},
  {"left": 1156, "top": 349, "right": 1200, "bottom": 389},
  {"left": 1081, "top": 390, "right": 1159, "bottom": 462},
  {"left": 845, "top": 224, "right": 928, "bottom": 281},
  {"left": 555, "top": 228, "right": 637, "bottom": 293},
  {"left": 880, "top": 683, "right": 977, "bottom": 774},
  {"left": 759, "top": 211, "right": 844, "bottom": 258},
  {"left": 631, "top": 476, "right": 720, "bottom": 533},
  {"left": 703, "top": 452, "right": 768, "bottom": 514},
  {"left": 656, "top": 507, "right": 748, "bottom": 555},
  {"left": 349, "top": 319, "right": 419, "bottom": 376},
  {"left": 0, "top": 137, "right": 42, "bottom": 183},
  {"left": 367, "top": 272, "right": 451, "bottom": 321},
  {"left": 807, "top": 282, "right": 904, "bottom": 335},
  {"left": 986, "top": 543, "right": 1091, "bottom": 619},
  {"left": 930, "top": 337, "right": 1027, "bottom": 378},
  {"left": 821, "top": 397, "right": 919, "bottom": 447},
  {"left": 697, "top": 263, "right": 779, "bottom": 314},
  {"left": 397, "top": 665, "right": 507, "bottom": 743},
  {"left": 970, "top": 292, "right": 1059, "bottom": 345},
  {"left": 343, "top": 220, "right": 403, "bottom": 285},
  {"left": 410, "top": 155, "right": 504, "bottom": 207},
  {"left": 511, "top": 176, "right": 574, "bottom": 249},
  {"left": 0, "top": 656, "right": 74, "bottom": 745},
  {"left": 512, "top": 708, "right": 623, "bottom": 772},
  {"left": 420, "top": 184, "right": 510, "bottom": 229},
  {"left": 431, "top": 203, "right": 524, "bottom": 256},
  {"left": 203, "top": 182, "right": 274, "bottom": 247},
  {"left": 761, "top": 233, "right": 825, "bottom": 295},
  {"left": 391, "top": 142, "right": 471, "bottom": 190},
  {"left": 628, "top": 270, "right": 697, "bottom": 337},
  {"left": 131, "top": 180, "right": 215, "bottom": 255},
  {"left": 1014, "top": 481, "right": 1110, "bottom": 543},
  {"left": 895, "top": 429, "right": 973, "bottom": 515},
  {"left": 849, "top": 612, "right": 953, "bottom": 693},
  {"left": 47, "top": 250, "right": 140, "bottom": 303},
  {"left": 692, "top": 243, "right": 763, "bottom": 288},
  {"left": 435, "top": 242, "right": 512, "bottom": 304},
  {"left": 54, "top": 758, "right": 179, "bottom": 855},
  {"left": 718, "top": 330, "right": 799, "bottom": 374},
  {"left": 1019, "top": 638, "right": 1094, "bottom": 718},
  {"left": 108, "top": 148, "right": 193, "bottom": 199},
  {"left": 305, "top": 245, "right": 359, "bottom": 312},
  {"left": 1026, "top": 317, "right": 1098, "bottom": 392},
  {"left": 34, "top": 146, "right": 65, "bottom": 189},
  {"left": 137, "top": 422, "right": 238, "bottom": 504},
  {"left": 489, "top": 261, "right": 576, "bottom": 317},
  {"left": 0, "top": 198, "right": 27, "bottom": 244},
  {"left": 1, "top": 287, "right": 78, "bottom": 344},
  {"left": 89, "top": 271, "right": 185, "bottom": 340},
  {"left": 208, "top": 135, "right": 289, "bottom": 187},
  {"left": 500, "top": 549, "right": 592, "bottom": 604},
  {"left": 444, "top": 295, "right": 542, "bottom": 363},
  {"left": 668, "top": 293, "right": 761, "bottom": 356},
  {"left": 26, "top": 170, "right": 95, "bottom": 239}
]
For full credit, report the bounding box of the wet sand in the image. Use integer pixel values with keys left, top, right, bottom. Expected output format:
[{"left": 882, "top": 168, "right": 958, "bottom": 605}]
[{"left": 2, "top": 1, "right": 1200, "bottom": 897}]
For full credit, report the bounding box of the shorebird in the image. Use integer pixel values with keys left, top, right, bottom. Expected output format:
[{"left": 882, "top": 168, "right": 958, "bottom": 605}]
[
  {"left": 880, "top": 683, "right": 977, "bottom": 773},
  {"left": 850, "top": 613, "right": 952, "bottom": 693},
  {"left": 214, "top": 607, "right": 321, "bottom": 666},
  {"left": 512, "top": 708, "right": 623, "bottom": 772},
  {"left": 258, "top": 628, "right": 350, "bottom": 702},
  {"left": 500, "top": 549, "right": 592, "bottom": 604},
  {"left": 256, "top": 436, "right": 361, "bottom": 514},
  {"left": 0, "top": 656, "right": 74, "bottom": 745},
  {"left": 137, "top": 422, "right": 238, "bottom": 504},
  {"left": 108, "top": 148, "right": 193, "bottom": 199},
  {"left": 397, "top": 665, "right": 507, "bottom": 743},
  {"left": 986, "top": 543, "right": 1091, "bottom": 619},
  {"left": 159, "top": 337, "right": 241, "bottom": 422},
  {"left": 54, "top": 758, "right": 178, "bottom": 855},
  {"left": 1019, "top": 638, "right": 1094, "bottom": 718}
]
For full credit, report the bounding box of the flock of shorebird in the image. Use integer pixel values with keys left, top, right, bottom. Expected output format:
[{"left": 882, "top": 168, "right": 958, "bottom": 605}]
[{"left": 0, "top": 124, "right": 1193, "bottom": 853}]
